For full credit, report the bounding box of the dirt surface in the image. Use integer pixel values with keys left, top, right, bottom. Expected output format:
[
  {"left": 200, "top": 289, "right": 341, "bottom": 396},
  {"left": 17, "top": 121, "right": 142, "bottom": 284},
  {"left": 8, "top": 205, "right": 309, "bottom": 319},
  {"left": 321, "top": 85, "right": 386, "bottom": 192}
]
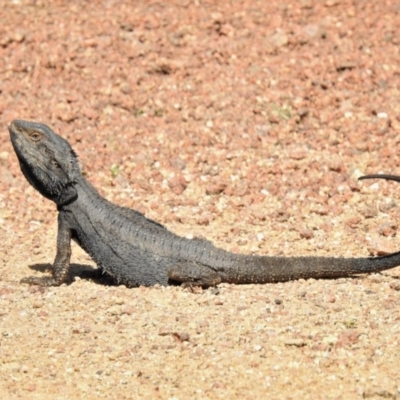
[{"left": 1, "top": 1, "right": 400, "bottom": 398}]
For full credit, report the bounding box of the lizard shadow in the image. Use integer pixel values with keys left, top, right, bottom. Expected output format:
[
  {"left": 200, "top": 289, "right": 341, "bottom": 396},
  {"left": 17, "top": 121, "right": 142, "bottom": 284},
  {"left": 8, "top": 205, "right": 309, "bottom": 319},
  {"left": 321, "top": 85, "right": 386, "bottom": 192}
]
[
  {"left": 27, "top": 263, "right": 118, "bottom": 286},
  {"left": 27, "top": 263, "right": 183, "bottom": 287}
]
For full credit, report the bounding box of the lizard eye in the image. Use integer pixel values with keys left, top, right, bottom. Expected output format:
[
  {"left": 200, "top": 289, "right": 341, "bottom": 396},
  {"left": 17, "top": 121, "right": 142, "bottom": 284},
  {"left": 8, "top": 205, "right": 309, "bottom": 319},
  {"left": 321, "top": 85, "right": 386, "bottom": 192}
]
[{"left": 29, "top": 131, "right": 42, "bottom": 142}]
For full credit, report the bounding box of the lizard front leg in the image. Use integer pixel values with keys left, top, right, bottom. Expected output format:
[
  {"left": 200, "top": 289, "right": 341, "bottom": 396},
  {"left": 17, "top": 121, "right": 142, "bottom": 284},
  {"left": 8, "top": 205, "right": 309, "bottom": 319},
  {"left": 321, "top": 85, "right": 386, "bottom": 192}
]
[{"left": 21, "top": 214, "right": 72, "bottom": 286}]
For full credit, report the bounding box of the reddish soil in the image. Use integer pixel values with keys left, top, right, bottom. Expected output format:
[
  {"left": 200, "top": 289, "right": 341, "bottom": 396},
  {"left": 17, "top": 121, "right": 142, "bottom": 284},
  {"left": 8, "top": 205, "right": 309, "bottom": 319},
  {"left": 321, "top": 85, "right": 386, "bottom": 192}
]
[{"left": 1, "top": 1, "right": 400, "bottom": 399}]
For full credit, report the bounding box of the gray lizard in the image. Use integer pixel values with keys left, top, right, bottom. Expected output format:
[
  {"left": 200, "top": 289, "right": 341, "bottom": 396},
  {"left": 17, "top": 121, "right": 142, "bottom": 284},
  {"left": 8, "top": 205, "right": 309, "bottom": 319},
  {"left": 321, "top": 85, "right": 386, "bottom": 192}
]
[{"left": 8, "top": 119, "right": 400, "bottom": 287}]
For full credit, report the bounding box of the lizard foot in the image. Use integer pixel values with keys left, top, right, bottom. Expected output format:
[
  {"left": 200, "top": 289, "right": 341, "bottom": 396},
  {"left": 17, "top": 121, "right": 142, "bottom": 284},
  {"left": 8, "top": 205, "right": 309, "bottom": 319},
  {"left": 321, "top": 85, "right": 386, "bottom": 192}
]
[
  {"left": 167, "top": 261, "right": 222, "bottom": 288},
  {"left": 20, "top": 276, "right": 62, "bottom": 286}
]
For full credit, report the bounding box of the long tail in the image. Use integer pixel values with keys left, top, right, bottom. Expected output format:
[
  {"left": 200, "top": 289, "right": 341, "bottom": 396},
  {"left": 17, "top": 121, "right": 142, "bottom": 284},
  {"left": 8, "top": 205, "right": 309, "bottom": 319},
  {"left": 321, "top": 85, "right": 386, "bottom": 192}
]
[
  {"left": 359, "top": 174, "right": 400, "bottom": 183},
  {"left": 219, "top": 173, "right": 400, "bottom": 284},
  {"left": 231, "top": 252, "right": 400, "bottom": 284}
]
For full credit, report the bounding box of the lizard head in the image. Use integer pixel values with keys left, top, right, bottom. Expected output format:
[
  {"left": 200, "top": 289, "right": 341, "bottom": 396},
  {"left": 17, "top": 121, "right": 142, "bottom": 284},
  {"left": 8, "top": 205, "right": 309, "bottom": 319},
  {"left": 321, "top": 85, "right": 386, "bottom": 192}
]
[{"left": 9, "top": 119, "right": 80, "bottom": 206}]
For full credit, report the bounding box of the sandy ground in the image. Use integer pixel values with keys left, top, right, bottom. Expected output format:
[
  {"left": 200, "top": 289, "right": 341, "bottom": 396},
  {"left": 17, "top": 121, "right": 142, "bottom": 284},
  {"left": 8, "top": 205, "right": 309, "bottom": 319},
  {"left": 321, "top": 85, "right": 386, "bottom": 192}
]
[{"left": 1, "top": 1, "right": 400, "bottom": 398}]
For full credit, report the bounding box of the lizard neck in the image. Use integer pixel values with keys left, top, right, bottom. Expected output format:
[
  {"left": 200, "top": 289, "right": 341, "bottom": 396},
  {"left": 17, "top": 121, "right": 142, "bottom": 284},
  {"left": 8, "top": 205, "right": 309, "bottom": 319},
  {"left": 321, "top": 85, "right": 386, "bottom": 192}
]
[{"left": 59, "top": 175, "right": 112, "bottom": 213}]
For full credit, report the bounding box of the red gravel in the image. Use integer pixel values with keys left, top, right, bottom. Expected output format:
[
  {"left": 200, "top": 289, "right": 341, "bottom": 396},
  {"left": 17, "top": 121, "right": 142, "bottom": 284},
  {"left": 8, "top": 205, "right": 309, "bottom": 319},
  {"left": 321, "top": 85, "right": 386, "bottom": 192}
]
[{"left": 1, "top": 1, "right": 400, "bottom": 398}]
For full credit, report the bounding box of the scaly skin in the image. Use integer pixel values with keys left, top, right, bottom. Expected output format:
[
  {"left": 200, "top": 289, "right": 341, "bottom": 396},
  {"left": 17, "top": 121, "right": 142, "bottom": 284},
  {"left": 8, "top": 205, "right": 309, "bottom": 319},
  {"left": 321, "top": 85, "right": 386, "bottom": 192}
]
[{"left": 8, "top": 119, "right": 400, "bottom": 287}]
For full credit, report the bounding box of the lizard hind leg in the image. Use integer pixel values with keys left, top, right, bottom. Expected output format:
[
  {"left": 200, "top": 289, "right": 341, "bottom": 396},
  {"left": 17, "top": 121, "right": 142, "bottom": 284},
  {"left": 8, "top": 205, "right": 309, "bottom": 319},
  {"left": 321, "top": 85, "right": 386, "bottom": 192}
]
[{"left": 167, "top": 261, "right": 222, "bottom": 288}]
